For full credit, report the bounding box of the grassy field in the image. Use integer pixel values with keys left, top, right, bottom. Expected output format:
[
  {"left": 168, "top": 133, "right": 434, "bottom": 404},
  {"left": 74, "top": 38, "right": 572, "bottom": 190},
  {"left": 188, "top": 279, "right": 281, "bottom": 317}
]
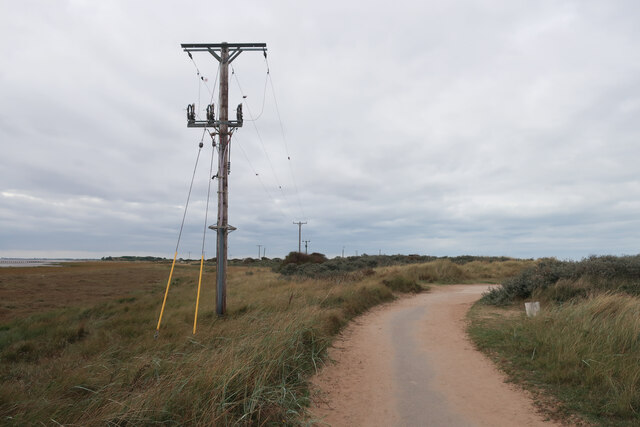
[
  {"left": 469, "top": 255, "right": 640, "bottom": 426},
  {"left": 0, "top": 257, "right": 530, "bottom": 425}
]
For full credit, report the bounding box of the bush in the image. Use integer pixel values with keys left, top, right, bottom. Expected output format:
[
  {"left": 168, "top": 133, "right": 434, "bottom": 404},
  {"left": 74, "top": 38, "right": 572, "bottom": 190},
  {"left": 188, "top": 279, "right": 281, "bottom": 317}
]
[
  {"left": 482, "top": 255, "right": 640, "bottom": 305},
  {"left": 280, "top": 252, "right": 328, "bottom": 267}
]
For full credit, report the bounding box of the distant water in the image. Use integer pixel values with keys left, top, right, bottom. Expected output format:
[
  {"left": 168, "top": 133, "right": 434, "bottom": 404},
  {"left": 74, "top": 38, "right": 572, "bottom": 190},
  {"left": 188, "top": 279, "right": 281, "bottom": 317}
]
[{"left": 0, "top": 259, "right": 71, "bottom": 267}]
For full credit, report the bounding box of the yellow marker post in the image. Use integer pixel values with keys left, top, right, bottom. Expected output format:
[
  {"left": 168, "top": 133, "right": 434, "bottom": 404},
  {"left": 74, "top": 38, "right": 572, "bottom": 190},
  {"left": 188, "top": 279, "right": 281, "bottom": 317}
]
[
  {"left": 193, "top": 255, "right": 204, "bottom": 334},
  {"left": 156, "top": 251, "right": 178, "bottom": 332}
]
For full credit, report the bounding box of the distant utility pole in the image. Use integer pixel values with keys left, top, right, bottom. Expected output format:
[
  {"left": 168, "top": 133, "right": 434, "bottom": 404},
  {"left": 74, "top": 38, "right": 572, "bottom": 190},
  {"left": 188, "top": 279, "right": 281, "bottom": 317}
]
[
  {"left": 263, "top": 247, "right": 266, "bottom": 258},
  {"left": 342, "top": 246, "right": 345, "bottom": 258},
  {"left": 293, "top": 221, "right": 307, "bottom": 253},
  {"left": 182, "top": 42, "right": 266, "bottom": 316},
  {"left": 303, "top": 240, "right": 311, "bottom": 254},
  {"left": 257, "top": 244, "right": 262, "bottom": 260}
]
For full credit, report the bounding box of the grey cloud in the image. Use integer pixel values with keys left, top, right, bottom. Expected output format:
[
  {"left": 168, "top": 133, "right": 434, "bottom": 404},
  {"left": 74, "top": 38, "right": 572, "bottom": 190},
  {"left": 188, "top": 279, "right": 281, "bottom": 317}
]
[{"left": 2, "top": 0, "right": 640, "bottom": 260}]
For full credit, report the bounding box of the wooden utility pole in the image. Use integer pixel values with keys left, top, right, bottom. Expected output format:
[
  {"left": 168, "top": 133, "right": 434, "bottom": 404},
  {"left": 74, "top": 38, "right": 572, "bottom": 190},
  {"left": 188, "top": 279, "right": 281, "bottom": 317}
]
[
  {"left": 217, "top": 45, "right": 230, "bottom": 315},
  {"left": 182, "top": 42, "right": 266, "bottom": 316},
  {"left": 257, "top": 244, "right": 262, "bottom": 259},
  {"left": 293, "top": 221, "right": 307, "bottom": 253}
]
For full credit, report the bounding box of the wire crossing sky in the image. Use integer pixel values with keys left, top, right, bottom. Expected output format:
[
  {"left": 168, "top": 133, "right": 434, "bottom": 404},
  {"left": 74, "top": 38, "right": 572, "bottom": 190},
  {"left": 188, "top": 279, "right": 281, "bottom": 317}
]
[{"left": 1, "top": 0, "right": 640, "bottom": 260}]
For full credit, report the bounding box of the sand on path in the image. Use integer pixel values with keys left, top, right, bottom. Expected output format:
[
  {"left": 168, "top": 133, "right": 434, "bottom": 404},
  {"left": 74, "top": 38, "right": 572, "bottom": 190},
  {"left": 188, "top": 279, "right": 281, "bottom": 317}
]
[{"left": 310, "top": 284, "right": 559, "bottom": 427}]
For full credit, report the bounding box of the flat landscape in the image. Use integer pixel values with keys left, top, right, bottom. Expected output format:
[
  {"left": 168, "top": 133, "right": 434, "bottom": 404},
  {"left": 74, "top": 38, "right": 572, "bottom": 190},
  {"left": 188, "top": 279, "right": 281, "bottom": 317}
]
[
  {"left": 3, "top": 255, "right": 640, "bottom": 426},
  {"left": 4, "top": 2, "right": 640, "bottom": 426},
  {"left": 0, "top": 262, "right": 172, "bottom": 322},
  {"left": 0, "top": 257, "right": 527, "bottom": 425}
]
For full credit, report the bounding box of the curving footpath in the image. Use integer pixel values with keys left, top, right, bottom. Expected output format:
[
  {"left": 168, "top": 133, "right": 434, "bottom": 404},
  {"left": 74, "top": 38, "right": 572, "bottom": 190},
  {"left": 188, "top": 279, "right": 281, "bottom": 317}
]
[{"left": 310, "top": 284, "right": 559, "bottom": 427}]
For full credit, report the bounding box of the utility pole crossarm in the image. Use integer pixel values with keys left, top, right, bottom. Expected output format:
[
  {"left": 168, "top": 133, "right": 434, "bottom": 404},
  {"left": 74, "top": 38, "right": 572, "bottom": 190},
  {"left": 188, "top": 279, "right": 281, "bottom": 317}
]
[
  {"left": 181, "top": 43, "right": 267, "bottom": 64},
  {"left": 181, "top": 42, "right": 267, "bottom": 49}
]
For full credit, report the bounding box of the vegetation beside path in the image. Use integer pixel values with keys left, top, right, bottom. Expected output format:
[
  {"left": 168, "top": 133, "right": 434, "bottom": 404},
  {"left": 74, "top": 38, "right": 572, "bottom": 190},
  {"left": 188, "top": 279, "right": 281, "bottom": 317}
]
[
  {"left": 1, "top": 256, "right": 527, "bottom": 425},
  {"left": 469, "top": 255, "right": 640, "bottom": 426}
]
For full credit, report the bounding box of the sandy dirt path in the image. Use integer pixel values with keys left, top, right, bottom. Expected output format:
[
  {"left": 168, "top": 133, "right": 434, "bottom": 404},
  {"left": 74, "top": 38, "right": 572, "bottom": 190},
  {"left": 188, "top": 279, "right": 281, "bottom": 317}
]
[{"left": 310, "top": 284, "right": 559, "bottom": 427}]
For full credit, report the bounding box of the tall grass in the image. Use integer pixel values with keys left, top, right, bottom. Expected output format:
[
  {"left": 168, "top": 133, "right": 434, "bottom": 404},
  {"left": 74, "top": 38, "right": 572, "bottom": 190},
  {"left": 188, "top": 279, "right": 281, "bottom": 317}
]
[
  {"left": 472, "top": 254, "right": 640, "bottom": 424},
  {"left": 0, "top": 263, "right": 419, "bottom": 425},
  {"left": 0, "top": 259, "right": 528, "bottom": 425},
  {"left": 399, "top": 258, "right": 531, "bottom": 284},
  {"left": 469, "top": 294, "right": 640, "bottom": 424}
]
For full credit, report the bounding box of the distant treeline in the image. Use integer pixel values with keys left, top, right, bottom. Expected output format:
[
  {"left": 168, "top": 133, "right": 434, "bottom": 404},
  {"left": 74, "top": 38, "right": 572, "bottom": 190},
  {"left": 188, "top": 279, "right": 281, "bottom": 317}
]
[
  {"left": 100, "top": 254, "right": 521, "bottom": 276},
  {"left": 275, "top": 253, "right": 520, "bottom": 278},
  {"left": 101, "top": 256, "right": 168, "bottom": 262}
]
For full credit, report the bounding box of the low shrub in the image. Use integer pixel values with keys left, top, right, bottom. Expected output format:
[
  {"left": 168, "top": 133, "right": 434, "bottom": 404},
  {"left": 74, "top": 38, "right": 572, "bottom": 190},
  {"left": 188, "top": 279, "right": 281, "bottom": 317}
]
[
  {"left": 280, "top": 251, "right": 328, "bottom": 267},
  {"left": 482, "top": 255, "right": 640, "bottom": 305},
  {"left": 382, "top": 275, "right": 422, "bottom": 293}
]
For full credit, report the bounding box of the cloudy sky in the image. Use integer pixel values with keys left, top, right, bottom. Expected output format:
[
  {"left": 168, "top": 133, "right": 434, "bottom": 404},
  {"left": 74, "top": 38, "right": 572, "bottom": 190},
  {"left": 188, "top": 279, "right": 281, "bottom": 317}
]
[{"left": 1, "top": 0, "right": 639, "bottom": 260}]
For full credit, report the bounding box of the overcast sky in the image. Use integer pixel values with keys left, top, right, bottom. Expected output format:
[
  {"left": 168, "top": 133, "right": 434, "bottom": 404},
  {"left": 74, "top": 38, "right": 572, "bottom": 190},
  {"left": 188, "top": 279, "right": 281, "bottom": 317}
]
[{"left": 1, "top": 0, "right": 639, "bottom": 260}]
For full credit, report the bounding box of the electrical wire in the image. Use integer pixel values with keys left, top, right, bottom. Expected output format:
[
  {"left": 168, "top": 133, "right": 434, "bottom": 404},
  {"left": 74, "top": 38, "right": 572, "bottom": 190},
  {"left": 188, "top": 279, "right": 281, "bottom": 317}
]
[
  {"left": 188, "top": 52, "right": 213, "bottom": 99},
  {"left": 156, "top": 143, "right": 203, "bottom": 335},
  {"left": 175, "top": 145, "right": 203, "bottom": 253},
  {"left": 187, "top": 51, "right": 218, "bottom": 120},
  {"left": 231, "top": 64, "right": 295, "bottom": 217},
  {"left": 243, "top": 70, "right": 269, "bottom": 122},
  {"left": 264, "top": 60, "right": 307, "bottom": 220},
  {"left": 201, "top": 136, "right": 216, "bottom": 255},
  {"left": 233, "top": 133, "right": 289, "bottom": 219},
  {"left": 193, "top": 134, "right": 217, "bottom": 334}
]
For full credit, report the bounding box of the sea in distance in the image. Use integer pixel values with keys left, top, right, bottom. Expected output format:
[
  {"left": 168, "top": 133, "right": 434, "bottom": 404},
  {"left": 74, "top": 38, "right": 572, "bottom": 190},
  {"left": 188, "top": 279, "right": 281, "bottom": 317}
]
[{"left": 0, "top": 258, "right": 86, "bottom": 267}]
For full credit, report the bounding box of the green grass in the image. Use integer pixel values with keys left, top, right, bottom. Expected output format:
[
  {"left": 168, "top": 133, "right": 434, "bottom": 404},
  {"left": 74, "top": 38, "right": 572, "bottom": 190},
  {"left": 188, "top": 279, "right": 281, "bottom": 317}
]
[{"left": 470, "top": 255, "right": 640, "bottom": 425}]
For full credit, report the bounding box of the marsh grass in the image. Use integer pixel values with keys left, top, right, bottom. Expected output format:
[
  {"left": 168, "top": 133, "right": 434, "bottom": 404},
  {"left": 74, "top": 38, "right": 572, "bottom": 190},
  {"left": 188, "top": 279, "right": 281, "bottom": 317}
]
[
  {"left": 0, "top": 263, "right": 421, "bottom": 425},
  {"left": 0, "top": 259, "right": 527, "bottom": 425}
]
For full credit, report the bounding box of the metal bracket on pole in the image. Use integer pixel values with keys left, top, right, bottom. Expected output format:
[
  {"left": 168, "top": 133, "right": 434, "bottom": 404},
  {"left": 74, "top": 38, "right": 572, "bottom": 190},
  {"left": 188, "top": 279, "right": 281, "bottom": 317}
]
[
  {"left": 188, "top": 119, "right": 243, "bottom": 128},
  {"left": 208, "top": 224, "right": 237, "bottom": 232}
]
